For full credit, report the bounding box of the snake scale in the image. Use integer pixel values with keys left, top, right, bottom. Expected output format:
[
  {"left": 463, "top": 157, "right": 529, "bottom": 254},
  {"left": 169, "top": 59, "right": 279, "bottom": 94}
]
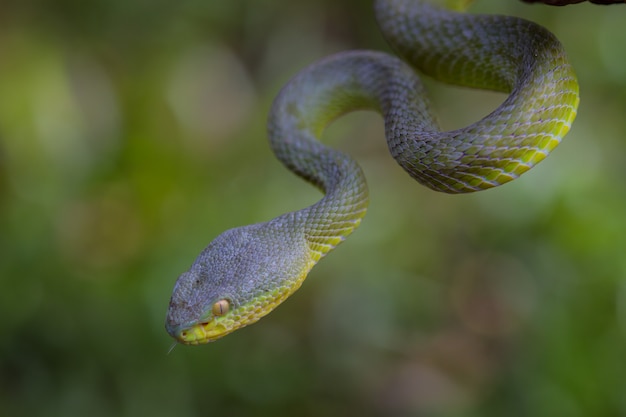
[{"left": 165, "top": 0, "right": 579, "bottom": 344}]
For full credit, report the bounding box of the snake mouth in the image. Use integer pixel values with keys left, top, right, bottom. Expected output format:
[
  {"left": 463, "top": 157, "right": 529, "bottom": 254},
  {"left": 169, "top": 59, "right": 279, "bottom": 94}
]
[{"left": 175, "top": 320, "right": 232, "bottom": 345}]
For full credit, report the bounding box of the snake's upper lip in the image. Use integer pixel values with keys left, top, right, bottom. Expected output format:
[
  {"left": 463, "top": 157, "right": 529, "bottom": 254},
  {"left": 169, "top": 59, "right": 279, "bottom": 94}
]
[{"left": 167, "top": 318, "right": 224, "bottom": 344}]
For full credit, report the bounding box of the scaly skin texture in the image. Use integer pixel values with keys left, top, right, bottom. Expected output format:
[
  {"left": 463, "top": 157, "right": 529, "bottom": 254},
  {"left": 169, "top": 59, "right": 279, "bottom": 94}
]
[{"left": 165, "top": 0, "right": 579, "bottom": 344}]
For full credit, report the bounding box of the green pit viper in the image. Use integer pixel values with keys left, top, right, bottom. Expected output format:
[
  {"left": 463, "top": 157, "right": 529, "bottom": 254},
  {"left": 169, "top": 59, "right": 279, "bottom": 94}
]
[{"left": 165, "top": 0, "right": 579, "bottom": 344}]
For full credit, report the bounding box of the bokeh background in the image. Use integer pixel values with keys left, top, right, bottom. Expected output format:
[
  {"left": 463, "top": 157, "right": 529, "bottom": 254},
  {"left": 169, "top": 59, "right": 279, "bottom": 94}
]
[{"left": 1, "top": 0, "right": 625, "bottom": 416}]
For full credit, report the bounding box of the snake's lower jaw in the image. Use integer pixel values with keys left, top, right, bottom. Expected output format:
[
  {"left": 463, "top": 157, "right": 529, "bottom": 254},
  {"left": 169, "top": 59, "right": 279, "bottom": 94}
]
[
  {"left": 170, "top": 320, "right": 232, "bottom": 345},
  {"left": 167, "top": 313, "right": 246, "bottom": 344}
]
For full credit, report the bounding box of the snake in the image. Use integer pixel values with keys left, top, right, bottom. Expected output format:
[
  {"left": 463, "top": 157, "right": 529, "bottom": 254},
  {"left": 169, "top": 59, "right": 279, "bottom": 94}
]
[{"left": 165, "top": 0, "right": 579, "bottom": 345}]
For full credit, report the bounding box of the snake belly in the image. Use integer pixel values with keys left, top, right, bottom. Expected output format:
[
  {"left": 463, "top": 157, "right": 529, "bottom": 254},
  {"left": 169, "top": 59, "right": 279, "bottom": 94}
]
[{"left": 165, "top": 0, "right": 579, "bottom": 344}]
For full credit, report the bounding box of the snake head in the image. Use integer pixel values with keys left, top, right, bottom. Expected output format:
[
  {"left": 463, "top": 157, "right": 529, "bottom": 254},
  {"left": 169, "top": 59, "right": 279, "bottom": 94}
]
[
  {"left": 165, "top": 220, "right": 313, "bottom": 345},
  {"left": 165, "top": 269, "right": 236, "bottom": 344}
]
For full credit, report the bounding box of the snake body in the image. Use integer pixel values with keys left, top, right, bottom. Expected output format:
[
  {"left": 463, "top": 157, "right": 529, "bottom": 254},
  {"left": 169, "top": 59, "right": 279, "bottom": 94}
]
[{"left": 165, "top": 0, "right": 579, "bottom": 344}]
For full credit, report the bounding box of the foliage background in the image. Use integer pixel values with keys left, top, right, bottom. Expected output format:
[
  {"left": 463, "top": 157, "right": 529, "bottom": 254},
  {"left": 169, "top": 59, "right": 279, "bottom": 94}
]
[{"left": 1, "top": 0, "right": 625, "bottom": 416}]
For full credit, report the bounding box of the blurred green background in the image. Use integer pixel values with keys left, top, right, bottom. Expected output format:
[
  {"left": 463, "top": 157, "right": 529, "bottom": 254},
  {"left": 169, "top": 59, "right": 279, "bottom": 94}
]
[{"left": 1, "top": 0, "right": 625, "bottom": 416}]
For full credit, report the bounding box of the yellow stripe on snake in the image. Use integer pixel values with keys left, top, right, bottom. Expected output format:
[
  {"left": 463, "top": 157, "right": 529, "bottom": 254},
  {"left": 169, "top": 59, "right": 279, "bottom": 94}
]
[{"left": 166, "top": 0, "right": 579, "bottom": 344}]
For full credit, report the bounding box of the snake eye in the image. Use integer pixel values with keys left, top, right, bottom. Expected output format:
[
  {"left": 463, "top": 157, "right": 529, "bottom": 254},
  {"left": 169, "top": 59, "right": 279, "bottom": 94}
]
[{"left": 212, "top": 299, "right": 230, "bottom": 316}]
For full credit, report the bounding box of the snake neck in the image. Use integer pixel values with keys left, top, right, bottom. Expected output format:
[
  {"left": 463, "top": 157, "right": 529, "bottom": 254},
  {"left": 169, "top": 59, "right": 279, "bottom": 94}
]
[{"left": 267, "top": 113, "right": 370, "bottom": 261}]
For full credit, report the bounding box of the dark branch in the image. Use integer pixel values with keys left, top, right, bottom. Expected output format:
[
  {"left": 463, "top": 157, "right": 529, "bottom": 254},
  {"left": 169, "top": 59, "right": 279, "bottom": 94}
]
[{"left": 522, "top": 0, "right": 624, "bottom": 4}]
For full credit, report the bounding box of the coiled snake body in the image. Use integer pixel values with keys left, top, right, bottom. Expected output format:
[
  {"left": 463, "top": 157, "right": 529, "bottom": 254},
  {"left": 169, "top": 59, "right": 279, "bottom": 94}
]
[{"left": 166, "top": 0, "right": 579, "bottom": 344}]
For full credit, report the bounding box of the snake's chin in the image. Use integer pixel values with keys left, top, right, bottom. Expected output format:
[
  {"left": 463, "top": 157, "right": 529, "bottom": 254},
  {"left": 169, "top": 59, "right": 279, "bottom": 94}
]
[{"left": 167, "top": 320, "right": 231, "bottom": 345}]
